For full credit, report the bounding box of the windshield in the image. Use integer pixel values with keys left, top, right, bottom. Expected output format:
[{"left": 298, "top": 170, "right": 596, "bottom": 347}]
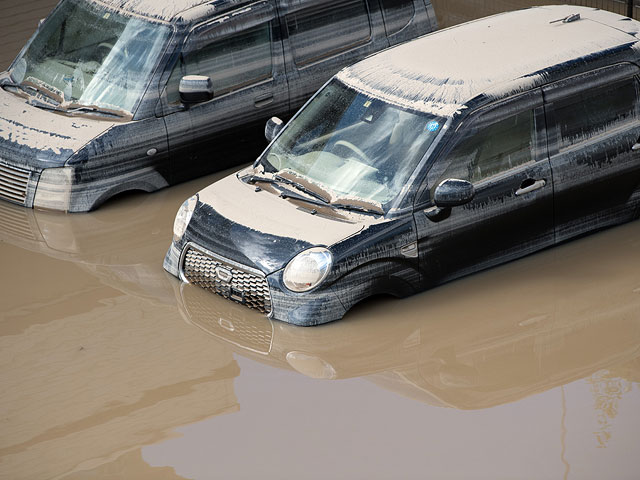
[
  {"left": 9, "top": 0, "right": 170, "bottom": 114},
  {"left": 260, "top": 80, "right": 444, "bottom": 210}
]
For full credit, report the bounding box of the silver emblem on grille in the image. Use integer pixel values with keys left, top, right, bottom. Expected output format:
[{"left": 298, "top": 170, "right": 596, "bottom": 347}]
[{"left": 215, "top": 266, "right": 233, "bottom": 283}]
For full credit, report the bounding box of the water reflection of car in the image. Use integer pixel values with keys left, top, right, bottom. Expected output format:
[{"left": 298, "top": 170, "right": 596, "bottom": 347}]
[
  {"left": 164, "top": 6, "right": 640, "bottom": 325},
  {"left": 0, "top": 0, "right": 437, "bottom": 212},
  {"left": 176, "top": 219, "right": 640, "bottom": 409}
]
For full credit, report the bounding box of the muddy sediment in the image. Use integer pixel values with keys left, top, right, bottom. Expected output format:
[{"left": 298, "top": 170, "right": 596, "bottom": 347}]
[{"left": 1, "top": 1, "right": 640, "bottom": 478}]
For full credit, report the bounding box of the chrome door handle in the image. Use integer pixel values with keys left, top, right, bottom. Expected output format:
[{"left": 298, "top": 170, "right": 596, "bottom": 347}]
[{"left": 516, "top": 179, "right": 546, "bottom": 196}]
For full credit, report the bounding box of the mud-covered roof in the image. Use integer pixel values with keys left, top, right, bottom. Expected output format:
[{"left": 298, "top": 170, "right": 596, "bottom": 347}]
[
  {"left": 337, "top": 5, "right": 640, "bottom": 117},
  {"left": 89, "top": 0, "right": 249, "bottom": 23}
]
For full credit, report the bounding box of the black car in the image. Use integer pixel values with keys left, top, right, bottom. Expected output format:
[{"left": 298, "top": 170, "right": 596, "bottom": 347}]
[
  {"left": 0, "top": 0, "right": 436, "bottom": 211},
  {"left": 165, "top": 5, "right": 640, "bottom": 325}
]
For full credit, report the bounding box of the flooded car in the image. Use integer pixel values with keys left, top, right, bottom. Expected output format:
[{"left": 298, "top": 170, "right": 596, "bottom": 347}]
[
  {"left": 164, "top": 5, "right": 640, "bottom": 326},
  {"left": 0, "top": 0, "right": 437, "bottom": 212}
]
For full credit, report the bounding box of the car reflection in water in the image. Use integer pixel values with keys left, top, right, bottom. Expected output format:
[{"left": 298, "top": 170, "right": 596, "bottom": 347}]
[{"left": 177, "top": 219, "right": 640, "bottom": 410}]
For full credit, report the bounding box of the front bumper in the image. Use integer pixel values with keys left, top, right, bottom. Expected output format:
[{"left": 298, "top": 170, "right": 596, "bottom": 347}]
[{"left": 164, "top": 241, "right": 347, "bottom": 326}]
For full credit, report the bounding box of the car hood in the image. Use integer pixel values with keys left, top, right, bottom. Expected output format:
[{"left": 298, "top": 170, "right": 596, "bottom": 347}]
[
  {"left": 185, "top": 172, "right": 370, "bottom": 275},
  {"left": 0, "top": 83, "right": 114, "bottom": 169}
]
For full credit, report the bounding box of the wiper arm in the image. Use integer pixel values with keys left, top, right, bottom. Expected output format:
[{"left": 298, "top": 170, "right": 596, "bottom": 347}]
[
  {"left": 2, "top": 79, "right": 62, "bottom": 105},
  {"left": 274, "top": 174, "right": 331, "bottom": 204},
  {"left": 1, "top": 81, "right": 40, "bottom": 97},
  {"left": 331, "top": 202, "right": 384, "bottom": 215},
  {"left": 244, "top": 173, "right": 330, "bottom": 204},
  {"left": 27, "top": 98, "right": 67, "bottom": 112},
  {"left": 278, "top": 189, "right": 330, "bottom": 208},
  {"left": 244, "top": 174, "right": 279, "bottom": 186},
  {"left": 66, "top": 105, "right": 128, "bottom": 118}
]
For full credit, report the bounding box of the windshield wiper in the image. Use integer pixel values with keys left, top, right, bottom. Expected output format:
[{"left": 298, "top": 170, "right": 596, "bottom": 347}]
[
  {"left": 66, "top": 105, "right": 128, "bottom": 118},
  {"left": 277, "top": 189, "right": 330, "bottom": 208},
  {"left": 331, "top": 202, "right": 384, "bottom": 215},
  {"left": 273, "top": 174, "right": 331, "bottom": 204},
  {"left": 245, "top": 174, "right": 330, "bottom": 204},
  {"left": 2, "top": 79, "right": 62, "bottom": 105}
]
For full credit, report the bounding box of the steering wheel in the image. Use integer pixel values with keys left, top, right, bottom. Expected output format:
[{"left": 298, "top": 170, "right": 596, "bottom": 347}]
[
  {"left": 333, "top": 140, "right": 369, "bottom": 163},
  {"left": 267, "top": 152, "right": 284, "bottom": 170},
  {"left": 95, "top": 42, "right": 115, "bottom": 63}
]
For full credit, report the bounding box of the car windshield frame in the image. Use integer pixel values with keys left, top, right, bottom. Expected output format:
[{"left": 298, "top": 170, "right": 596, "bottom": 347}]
[
  {"left": 258, "top": 79, "right": 446, "bottom": 214},
  {"left": 8, "top": 0, "right": 172, "bottom": 116}
]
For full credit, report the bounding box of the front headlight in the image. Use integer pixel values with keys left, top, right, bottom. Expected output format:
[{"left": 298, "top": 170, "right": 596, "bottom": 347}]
[
  {"left": 34, "top": 167, "right": 74, "bottom": 211},
  {"left": 173, "top": 194, "right": 198, "bottom": 242},
  {"left": 283, "top": 247, "right": 333, "bottom": 293}
]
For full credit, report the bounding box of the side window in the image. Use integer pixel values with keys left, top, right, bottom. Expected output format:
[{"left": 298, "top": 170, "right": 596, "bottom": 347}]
[
  {"left": 380, "top": 0, "right": 415, "bottom": 36},
  {"left": 166, "top": 23, "right": 272, "bottom": 104},
  {"left": 438, "top": 110, "right": 535, "bottom": 185},
  {"left": 554, "top": 78, "right": 639, "bottom": 151},
  {"left": 286, "top": 1, "right": 371, "bottom": 66}
]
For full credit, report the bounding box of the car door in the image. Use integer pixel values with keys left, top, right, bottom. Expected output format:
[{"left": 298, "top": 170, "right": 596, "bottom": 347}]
[
  {"left": 414, "top": 90, "right": 554, "bottom": 287},
  {"left": 280, "top": 0, "right": 389, "bottom": 110},
  {"left": 159, "top": 0, "right": 288, "bottom": 184},
  {"left": 542, "top": 63, "right": 640, "bottom": 242}
]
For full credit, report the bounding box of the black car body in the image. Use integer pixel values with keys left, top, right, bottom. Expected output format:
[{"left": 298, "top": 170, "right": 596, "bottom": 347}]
[
  {"left": 164, "top": 5, "right": 640, "bottom": 325},
  {"left": 0, "top": 0, "right": 436, "bottom": 211}
]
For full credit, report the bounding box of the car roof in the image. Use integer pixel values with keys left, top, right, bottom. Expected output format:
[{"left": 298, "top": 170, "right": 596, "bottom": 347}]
[
  {"left": 88, "top": 0, "right": 252, "bottom": 24},
  {"left": 336, "top": 5, "right": 640, "bottom": 118}
]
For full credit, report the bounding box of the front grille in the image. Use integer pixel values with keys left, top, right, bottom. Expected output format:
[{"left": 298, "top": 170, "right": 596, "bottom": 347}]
[
  {"left": 0, "top": 162, "right": 30, "bottom": 205},
  {"left": 182, "top": 285, "right": 273, "bottom": 355},
  {"left": 182, "top": 245, "right": 272, "bottom": 315}
]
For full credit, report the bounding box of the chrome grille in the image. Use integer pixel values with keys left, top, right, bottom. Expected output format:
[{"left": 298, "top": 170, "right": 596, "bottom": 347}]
[
  {"left": 182, "top": 286, "right": 273, "bottom": 355},
  {"left": 0, "top": 162, "right": 30, "bottom": 205},
  {"left": 182, "top": 245, "right": 272, "bottom": 315}
]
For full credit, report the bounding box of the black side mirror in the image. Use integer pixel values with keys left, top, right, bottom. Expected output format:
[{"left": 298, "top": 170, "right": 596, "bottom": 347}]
[
  {"left": 265, "top": 117, "right": 284, "bottom": 143},
  {"left": 434, "top": 178, "right": 475, "bottom": 208},
  {"left": 179, "top": 75, "right": 213, "bottom": 104}
]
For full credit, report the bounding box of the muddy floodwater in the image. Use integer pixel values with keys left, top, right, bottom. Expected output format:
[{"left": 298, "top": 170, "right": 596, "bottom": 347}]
[
  {"left": 2, "top": 172, "right": 640, "bottom": 480},
  {"left": 2, "top": 1, "right": 640, "bottom": 479}
]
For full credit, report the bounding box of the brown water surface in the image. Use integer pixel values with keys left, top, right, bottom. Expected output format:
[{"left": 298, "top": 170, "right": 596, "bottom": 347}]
[{"left": 2, "top": 1, "right": 640, "bottom": 479}]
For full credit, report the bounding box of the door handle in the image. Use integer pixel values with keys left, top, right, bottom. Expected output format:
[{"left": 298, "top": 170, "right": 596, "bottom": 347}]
[
  {"left": 254, "top": 94, "right": 274, "bottom": 108},
  {"left": 516, "top": 179, "right": 546, "bottom": 196},
  {"left": 632, "top": 142, "right": 640, "bottom": 151}
]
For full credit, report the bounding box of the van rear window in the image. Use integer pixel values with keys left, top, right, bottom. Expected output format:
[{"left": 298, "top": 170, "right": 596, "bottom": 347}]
[{"left": 286, "top": 1, "right": 371, "bottom": 66}]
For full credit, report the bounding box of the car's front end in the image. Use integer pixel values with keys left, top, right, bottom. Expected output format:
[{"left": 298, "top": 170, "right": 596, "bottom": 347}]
[
  {"left": 0, "top": 0, "right": 172, "bottom": 211},
  {"left": 164, "top": 169, "right": 398, "bottom": 326},
  {"left": 165, "top": 78, "right": 448, "bottom": 325}
]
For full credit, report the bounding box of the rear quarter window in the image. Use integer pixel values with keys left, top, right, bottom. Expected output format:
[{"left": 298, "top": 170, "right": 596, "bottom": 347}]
[
  {"left": 286, "top": 0, "right": 371, "bottom": 66},
  {"left": 554, "top": 77, "right": 639, "bottom": 151}
]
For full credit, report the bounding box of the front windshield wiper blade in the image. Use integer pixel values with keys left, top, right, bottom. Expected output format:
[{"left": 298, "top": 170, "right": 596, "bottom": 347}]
[
  {"left": 274, "top": 174, "right": 331, "bottom": 204},
  {"left": 244, "top": 174, "right": 331, "bottom": 204},
  {"left": 66, "top": 105, "right": 128, "bottom": 118},
  {"left": 2, "top": 79, "right": 62, "bottom": 105},
  {"left": 277, "top": 189, "right": 330, "bottom": 208},
  {"left": 330, "top": 202, "right": 384, "bottom": 215},
  {"left": 27, "top": 98, "right": 67, "bottom": 112}
]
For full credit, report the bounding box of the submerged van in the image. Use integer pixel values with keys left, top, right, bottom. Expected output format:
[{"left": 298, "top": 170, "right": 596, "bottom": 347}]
[
  {"left": 164, "top": 5, "right": 640, "bottom": 326},
  {"left": 0, "top": 0, "right": 436, "bottom": 212}
]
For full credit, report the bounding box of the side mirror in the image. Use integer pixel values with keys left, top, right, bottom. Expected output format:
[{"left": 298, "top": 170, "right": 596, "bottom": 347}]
[
  {"left": 38, "top": 18, "right": 46, "bottom": 28},
  {"left": 179, "top": 75, "right": 213, "bottom": 104},
  {"left": 434, "top": 178, "right": 475, "bottom": 208},
  {"left": 265, "top": 116, "right": 284, "bottom": 143}
]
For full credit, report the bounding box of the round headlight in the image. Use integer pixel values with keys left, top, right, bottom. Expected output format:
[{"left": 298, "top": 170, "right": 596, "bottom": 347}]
[
  {"left": 283, "top": 247, "right": 333, "bottom": 293},
  {"left": 173, "top": 194, "right": 198, "bottom": 242}
]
